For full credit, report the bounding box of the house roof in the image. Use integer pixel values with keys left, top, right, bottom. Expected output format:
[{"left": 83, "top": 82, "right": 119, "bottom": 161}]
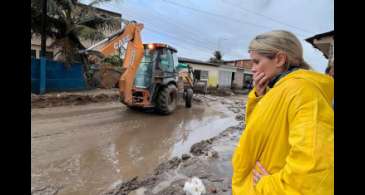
[
  {"left": 223, "top": 59, "right": 251, "bottom": 63},
  {"left": 178, "top": 57, "right": 220, "bottom": 67},
  {"left": 305, "top": 30, "right": 334, "bottom": 59},
  {"left": 223, "top": 59, "right": 253, "bottom": 70},
  {"left": 305, "top": 30, "right": 334, "bottom": 44}
]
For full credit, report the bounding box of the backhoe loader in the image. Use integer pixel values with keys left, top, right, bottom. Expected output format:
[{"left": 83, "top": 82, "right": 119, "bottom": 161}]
[{"left": 81, "top": 20, "right": 193, "bottom": 114}]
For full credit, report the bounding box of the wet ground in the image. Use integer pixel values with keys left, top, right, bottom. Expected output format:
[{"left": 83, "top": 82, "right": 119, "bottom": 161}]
[
  {"left": 31, "top": 94, "right": 246, "bottom": 195},
  {"left": 109, "top": 125, "right": 245, "bottom": 195}
]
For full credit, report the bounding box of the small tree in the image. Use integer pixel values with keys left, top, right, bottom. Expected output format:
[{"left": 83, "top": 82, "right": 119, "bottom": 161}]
[{"left": 209, "top": 50, "right": 224, "bottom": 64}]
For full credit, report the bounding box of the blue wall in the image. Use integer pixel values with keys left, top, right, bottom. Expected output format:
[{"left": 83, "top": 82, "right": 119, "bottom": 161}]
[{"left": 31, "top": 58, "right": 87, "bottom": 94}]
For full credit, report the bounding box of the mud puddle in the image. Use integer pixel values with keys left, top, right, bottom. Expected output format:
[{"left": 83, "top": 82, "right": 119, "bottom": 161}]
[{"left": 31, "top": 95, "right": 244, "bottom": 195}]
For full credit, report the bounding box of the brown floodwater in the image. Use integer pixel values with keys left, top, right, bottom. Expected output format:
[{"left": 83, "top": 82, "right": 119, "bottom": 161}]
[{"left": 31, "top": 98, "right": 239, "bottom": 195}]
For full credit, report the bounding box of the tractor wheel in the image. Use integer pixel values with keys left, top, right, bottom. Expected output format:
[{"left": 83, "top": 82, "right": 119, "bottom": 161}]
[
  {"left": 185, "top": 88, "right": 193, "bottom": 108},
  {"left": 157, "top": 84, "right": 177, "bottom": 114}
]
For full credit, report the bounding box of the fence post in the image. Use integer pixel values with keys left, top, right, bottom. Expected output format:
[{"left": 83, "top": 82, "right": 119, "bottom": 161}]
[{"left": 40, "top": 57, "right": 46, "bottom": 94}]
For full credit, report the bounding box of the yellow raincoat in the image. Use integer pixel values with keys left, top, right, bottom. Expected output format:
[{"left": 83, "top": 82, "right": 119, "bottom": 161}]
[{"left": 232, "top": 69, "right": 334, "bottom": 195}]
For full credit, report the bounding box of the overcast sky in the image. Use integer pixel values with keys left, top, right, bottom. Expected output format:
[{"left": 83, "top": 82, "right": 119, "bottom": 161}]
[{"left": 81, "top": 0, "right": 333, "bottom": 72}]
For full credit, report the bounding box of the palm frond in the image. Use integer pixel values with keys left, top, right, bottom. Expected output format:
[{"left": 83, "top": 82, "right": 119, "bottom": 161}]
[
  {"left": 73, "top": 24, "right": 106, "bottom": 42},
  {"left": 77, "top": 12, "right": 119, "bottom": 31}
]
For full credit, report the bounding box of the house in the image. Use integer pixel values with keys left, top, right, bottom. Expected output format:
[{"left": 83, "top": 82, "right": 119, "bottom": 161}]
[
  {"left": 305, "top": 30, "right": 334, "bottom": 71},
  {"left": 31, "top": 3, "right": 123, "bottom": 93},
  {"left": 178, "top": 57, "right": 236, "bottom": 89},
  {"left": 224, "top": 59, "right": 253, "bottom": 89},
  {"left": 31, "top": 3, "right": 122, "bottom": 60}
]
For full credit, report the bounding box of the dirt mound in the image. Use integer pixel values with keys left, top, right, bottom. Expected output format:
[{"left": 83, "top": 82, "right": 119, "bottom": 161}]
[
  {"left": 190, "top": 138, "right": 215, "bottom": 156},
  {"left": 91, "top": 64, "right": 122, "bottom": 89},
  {"left": 31, "top": 90, "right": 119, "bottom": 108}
]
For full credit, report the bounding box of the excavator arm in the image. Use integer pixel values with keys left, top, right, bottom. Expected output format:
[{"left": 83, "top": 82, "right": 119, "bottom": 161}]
[{"left": 82, "top": 21, "right": 145, "bottom": 105}]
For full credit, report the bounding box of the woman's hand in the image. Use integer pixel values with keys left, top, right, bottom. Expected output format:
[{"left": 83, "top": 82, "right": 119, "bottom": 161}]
[
  {"left": 253, "top": 72, "right": 270, "bottom": 97},
  {"left": 253, "top": 161, "right": 270, "bottom": 186}
]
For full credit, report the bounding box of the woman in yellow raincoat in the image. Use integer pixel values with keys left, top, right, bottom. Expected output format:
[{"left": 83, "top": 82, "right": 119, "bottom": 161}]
[{"left": 232, "top": 30, "right": 334, "bottom": 195}]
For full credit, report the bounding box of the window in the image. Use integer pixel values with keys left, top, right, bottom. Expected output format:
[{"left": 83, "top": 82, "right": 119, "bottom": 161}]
[
  {"left": 193, "top": 70, "right": 208, "bottom": 81},
  {"left": 135, "top": 49, "right": 155, "bottom": 88},
  {"left": 172, "top": 53, "right": 179, "bottom": 68},
  {"left": 200, "top": 70, "right": 208, "bottom": 80},
  {"left": 193, "top": 70, "right": 201, "bottom": 80},
  {"left": 159, "top": 49, "right": 174, "bottom": 72}
]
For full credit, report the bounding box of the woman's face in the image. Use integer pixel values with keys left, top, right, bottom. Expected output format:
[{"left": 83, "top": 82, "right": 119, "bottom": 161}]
[{"left": 249, "top": 51, "right": 285, "bottom": 81}]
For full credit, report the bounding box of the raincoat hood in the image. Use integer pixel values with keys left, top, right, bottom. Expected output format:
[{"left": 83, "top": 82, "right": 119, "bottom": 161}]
[{"left": 275, "top": 69, "right": 334, "bottom": 104}]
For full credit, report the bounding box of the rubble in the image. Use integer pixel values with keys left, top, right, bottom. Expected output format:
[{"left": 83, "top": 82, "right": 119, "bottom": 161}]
[
  {"left": 235, "top": 114, "right": 245, "bottom": 121},
  {"left": 181, "top": 154, "right": 191, "bottom": 161},
  {"left": 154, "top": 157, "right": 182, "bottom": 175},
  {"left": 206, "top": 150, "right": 219, "bottom": 159},
  {"left": 190, "top": 138, "right": 216, "bottom": 156}
]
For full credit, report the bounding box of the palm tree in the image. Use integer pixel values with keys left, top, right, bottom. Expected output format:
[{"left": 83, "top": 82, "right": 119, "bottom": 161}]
[{"left": 31, "top": 0, "right": 119, "bottom": 65}]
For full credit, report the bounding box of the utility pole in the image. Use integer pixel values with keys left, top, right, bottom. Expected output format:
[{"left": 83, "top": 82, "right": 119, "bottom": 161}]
[{"left": 40, "top": 0, "right": 47, "bottom": 94}]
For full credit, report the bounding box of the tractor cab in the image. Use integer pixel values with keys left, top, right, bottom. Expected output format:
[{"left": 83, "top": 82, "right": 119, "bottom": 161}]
[{"left": 134, "top": 43, "right": 178, "bottom": 89}]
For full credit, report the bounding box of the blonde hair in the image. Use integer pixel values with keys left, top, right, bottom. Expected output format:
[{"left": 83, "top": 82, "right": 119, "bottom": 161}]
[{"left": 249, "top": 30, "right": 311, "bottom": 70}]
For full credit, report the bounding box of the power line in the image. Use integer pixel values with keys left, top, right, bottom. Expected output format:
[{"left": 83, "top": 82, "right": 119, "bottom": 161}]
[
  {"left": 144, "top": 23, "right": 217, "bottom": 51},
  {"left": 162, "top": 0, "right": 271, "bottom": 30},
  {"left": 144, "top": 23, "right": 247, "bottom": 58},
  {"left": 141, "top": 9, "right": 220, "bottom": 48},
  {"left": 145, "top": 29, "right": 215, "bottom": 59},
  {"left": 145, "top": 26, "right": 246, "bottom": 60},
  {"left": 120, "top": 5, "right": 249, "bottom": 59},
  {"left": 132, "top": 12, "right": 219, "bottom": 49},
  {"left": 161, "top": 0, "right": 309, "bottom": 38},
  {"left": 143, "top": 21, "right": 249, "bottom": 58},
  {"left": 143, "top": 25, "right": 216, "bottom": 55},
  {"left": 120, "top": 5, "right": 222, "bottom": 49},
  {"left": 222, "top": 0, "right": 315, "bottom": 35},
  {"left": 122, "top": 2, "right": 267, "bottom": 56},
  {"left": 119, "top": 12, "right": 219, "bottom": 55}
]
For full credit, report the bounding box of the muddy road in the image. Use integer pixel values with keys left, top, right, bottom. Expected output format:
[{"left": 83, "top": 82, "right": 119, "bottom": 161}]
[{"left": 31, "top": 94, "right": 246, "bottom": 195}]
